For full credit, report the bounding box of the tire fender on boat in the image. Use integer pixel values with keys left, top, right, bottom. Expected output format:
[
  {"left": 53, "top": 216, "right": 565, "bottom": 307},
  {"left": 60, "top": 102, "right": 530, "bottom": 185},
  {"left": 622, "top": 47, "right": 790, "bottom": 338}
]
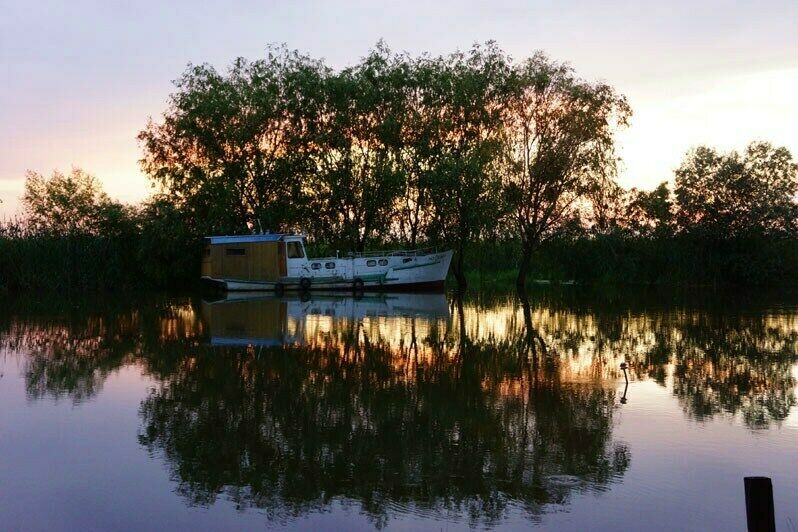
[
  {"left": 353, "top": 278, "right": 364, "bottom": 291},
  {"left": 299, "top": 277, "right": 311, "bottom": 290}
]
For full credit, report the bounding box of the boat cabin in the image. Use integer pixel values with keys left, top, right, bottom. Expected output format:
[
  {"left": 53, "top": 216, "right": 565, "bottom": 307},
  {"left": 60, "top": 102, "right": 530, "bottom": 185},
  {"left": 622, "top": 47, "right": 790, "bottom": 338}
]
[{"left": 201, "top": 234, "right": 306, "bottom": 283}]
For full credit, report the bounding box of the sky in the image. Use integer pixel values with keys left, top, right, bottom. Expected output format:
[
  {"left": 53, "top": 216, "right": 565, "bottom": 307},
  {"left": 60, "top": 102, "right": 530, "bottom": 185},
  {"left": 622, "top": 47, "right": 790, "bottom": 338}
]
[{"left": 2, "top": 0, "right": 797, "bottom": 216}]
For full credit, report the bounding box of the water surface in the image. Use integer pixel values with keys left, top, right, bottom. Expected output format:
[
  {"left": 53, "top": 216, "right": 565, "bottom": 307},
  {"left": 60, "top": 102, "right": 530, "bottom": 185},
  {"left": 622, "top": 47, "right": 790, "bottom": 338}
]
[{"left": 1, "top": 289, "right": 798, "bottom": 531}]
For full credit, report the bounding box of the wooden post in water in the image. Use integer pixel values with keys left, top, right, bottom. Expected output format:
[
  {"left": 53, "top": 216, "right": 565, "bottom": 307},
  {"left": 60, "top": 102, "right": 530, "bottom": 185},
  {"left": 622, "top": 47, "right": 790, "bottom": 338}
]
[{"left": 744, "top": 476, "right": 775, "bottom": 532}]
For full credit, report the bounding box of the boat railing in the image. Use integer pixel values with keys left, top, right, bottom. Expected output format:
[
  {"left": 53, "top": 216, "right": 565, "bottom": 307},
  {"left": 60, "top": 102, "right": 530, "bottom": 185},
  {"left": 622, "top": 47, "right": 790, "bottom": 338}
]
[{"left": 345, "top": 246, "right": 443, "bottom": 258}]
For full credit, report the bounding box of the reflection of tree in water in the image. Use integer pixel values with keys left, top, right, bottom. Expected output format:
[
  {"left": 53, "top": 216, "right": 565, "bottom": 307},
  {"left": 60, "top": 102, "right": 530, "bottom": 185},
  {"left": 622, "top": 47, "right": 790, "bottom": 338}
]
[
  {"left": 6, "top": 290, "right": 798, "bottom": 525},
  {"left": 0, "top": 309, "right": 135, "bottom": 403},
  {"left": 0, "top": 297, "right": 201, "bottom": 403},
  {"left": 137, "top": 323, "right": 628, "bottom": 528},
  {"left": 666, "top": 314, "right": 798, "bottom": 429},
  {"left": 595, "top": 310, "right": 798, "bottom": 429},
  {"left": 479, "top": 291, "right": 798, "bottom": 430}
]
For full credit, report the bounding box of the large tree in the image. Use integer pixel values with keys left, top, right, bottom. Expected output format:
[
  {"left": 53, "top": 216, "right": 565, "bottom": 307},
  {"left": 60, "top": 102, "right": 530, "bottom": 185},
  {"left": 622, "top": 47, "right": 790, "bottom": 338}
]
[
  {"left": 501, "top": 53, "right": 631, "bottom": 289},
  {"left": 138, "top": 47, "right": 327, "bottom": 234},
  {"left": 306, "top": 44, "right": 410, "bottom": 251},
  {"left": 419, "top": 43, "right": 511, "bottom": 288},
  {"left": 22, "top": 167, "right": 124, "bottom": 235},
  {"left": 674, "top": 142, "right": 798, "bottom": 237}
]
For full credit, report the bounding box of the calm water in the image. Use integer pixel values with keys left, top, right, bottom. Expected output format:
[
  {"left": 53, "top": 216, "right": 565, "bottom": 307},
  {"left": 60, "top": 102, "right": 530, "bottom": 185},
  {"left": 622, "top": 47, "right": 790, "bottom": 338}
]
[{"left": 2, "top": 289, "right": 798, "bottom": 531}]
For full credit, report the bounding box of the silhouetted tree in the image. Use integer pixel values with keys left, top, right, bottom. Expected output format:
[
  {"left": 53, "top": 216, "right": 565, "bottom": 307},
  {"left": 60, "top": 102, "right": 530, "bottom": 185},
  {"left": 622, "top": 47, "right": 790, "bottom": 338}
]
[
  {"left": 307, "top": 44, "right": 410, "bottom": 251},
  {"left": 500, "top": 53, "right": 631, "bottom": 290},
  {"left": 627, "top": 182, "right": 674, "bottom": 237},
  {"left": 420, "top": 43, "right": 510, "bottom": 288},
  {"left": 674, "top": 142, "right": 798, "bottom": 237},
  {"left": 22, "top": 167, "right": 127, "bottom": 235},
  {"left": 139, "top": 46, "right": 327, "bottom": 234}
]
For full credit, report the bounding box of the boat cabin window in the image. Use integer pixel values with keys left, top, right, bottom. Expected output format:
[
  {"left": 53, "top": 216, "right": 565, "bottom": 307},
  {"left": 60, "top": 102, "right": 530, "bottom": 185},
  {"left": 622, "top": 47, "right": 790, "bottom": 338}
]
[
  {"left": 287, "top": 241, "right": 305, "bottom": 259},
  {"left": 366, "top": 259, "right": 376, "bottom": 267},
  {"left": 402, "top": 257, "right": 412, "bottom": 263},
  {"left": 325, "top": 262, "right": 335, "bottom": 269},
  {"left": 378, "top": 259, "right": 388, "bottom": 266},
  {"left": 311, "top": 262, "right": 321, "bottom": 270},
  {"left": 225, "top": 248, "right": 246, "bottom": 256}
]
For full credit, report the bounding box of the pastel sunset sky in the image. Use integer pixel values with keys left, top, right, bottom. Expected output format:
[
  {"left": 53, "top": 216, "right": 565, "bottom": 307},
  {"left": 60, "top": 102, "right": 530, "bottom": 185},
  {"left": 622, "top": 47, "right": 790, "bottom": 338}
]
[{"left": 2, "top": 0, "right": 797, "bottom": 216}]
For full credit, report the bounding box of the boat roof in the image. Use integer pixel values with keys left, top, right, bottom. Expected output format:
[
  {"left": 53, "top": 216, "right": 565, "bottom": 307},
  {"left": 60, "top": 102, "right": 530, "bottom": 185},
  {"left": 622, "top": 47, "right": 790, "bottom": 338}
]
[{"left": 205, "top": 233, "right": 303, "bottom": 245}]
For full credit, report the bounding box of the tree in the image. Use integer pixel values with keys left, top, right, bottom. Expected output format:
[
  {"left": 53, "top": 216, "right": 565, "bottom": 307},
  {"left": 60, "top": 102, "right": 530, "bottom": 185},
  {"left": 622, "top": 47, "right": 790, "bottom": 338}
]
[
  {"left": 22, "top": 167, "right": 119, "bottom": 234},
  {"left": 138, "top": 46, "right": 327, "bottom": 235},
  {"left": 500, "top": 53, "right": 631, "bottom": 290},
  {"left": 392, "top": 55, "right": 436, "bottom": 248},
  {"left": 584, "top": 180, "right": 632, "bottom": 235},
  {"left": 307, "top": 44, "right": 410, "bottom": 251},
  {"left": 137, "top": 196, "right": 200, "bottom": 287},
  {"left": 627, "top": 182, "right": 673, "bottom": 237},
  {"left": 419, "top": 43, "right": 510, "bottom": 288},
  {"left": 674, "top": 142, "right": 798, "bottom": 237}
]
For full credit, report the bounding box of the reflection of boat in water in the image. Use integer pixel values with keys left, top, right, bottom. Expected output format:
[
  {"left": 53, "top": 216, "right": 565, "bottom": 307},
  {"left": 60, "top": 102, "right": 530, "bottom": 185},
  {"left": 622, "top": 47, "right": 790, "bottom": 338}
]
[{"left": 202, "top": 292, "right": 450, "bottom": 347}]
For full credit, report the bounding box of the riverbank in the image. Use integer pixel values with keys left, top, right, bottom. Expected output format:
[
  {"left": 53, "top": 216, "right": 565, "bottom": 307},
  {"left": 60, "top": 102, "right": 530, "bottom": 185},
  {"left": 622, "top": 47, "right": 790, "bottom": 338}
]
[{"left": 4, "top": 231, "right": 798, "bottom": 293}]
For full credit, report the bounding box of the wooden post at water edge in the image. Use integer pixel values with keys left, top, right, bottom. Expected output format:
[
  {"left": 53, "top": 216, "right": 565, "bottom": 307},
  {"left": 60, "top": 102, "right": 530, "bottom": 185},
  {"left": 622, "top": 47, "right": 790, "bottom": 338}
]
[{"left": 744, "top": 476, "right": 775, "bottom": 532}]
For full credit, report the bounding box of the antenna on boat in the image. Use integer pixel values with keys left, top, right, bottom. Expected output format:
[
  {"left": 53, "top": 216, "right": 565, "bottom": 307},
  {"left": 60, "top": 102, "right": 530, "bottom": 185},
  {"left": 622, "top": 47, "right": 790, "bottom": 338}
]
[{"left": 256, "top": 219, "right": 264, "bottom": 234}]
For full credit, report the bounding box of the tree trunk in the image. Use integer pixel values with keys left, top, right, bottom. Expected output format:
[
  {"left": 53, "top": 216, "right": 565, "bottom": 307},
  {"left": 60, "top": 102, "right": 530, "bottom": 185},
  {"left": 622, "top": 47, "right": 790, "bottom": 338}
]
[
  {"left": 356, "top": 231, "right": 365, "bottom": 253},
  {"left": 516, "top": 243, "right": 533, "bottom": 291}
]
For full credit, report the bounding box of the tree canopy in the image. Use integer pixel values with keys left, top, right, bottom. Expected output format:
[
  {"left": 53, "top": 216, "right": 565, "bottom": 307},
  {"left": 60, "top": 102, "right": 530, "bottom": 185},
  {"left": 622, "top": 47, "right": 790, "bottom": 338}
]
[
  {"left": 138, "top": 42, "right": 633, "bottom": 288},
  {"left": 7, "top": 43, "right": 798, "bottom": 291},
  {"left": 22, "top": 167, "right": 125, "bottom": 235},
  {"left": 500, "top": 52, "right": 631, "bottom": 288},
  {"left": 139, "top": 47, "right": 328, "bottom": 235},
  {"left": 674, "top": 142, "right": 798, "bottom": 237}
]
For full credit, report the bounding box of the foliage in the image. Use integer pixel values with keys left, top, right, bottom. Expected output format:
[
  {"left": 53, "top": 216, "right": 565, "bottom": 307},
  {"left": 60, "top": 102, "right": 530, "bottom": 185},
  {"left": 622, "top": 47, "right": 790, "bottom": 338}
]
[
  {"left": 674, "top": 142, "right": 798, "bottom": 237},
  {"left": 138, "top": 46, "right": 327, "bottom": 235},
  {"left": 626, "top": 182, "right": 674, "bottom": 237},
  {"left": 5, "top": 43, "right": 798, "bottom": 291},
  {"left": 417, "top": 43, "right": 510, "bottom": 287},
  {"left": 307, "top": 43, "right": 410, "bottom": 251},
  {"left": 136, "top": 197, "right": 201, "bottom": 287},
  {"left": 1, "top": 171, "right": 189, "bottom": 291},
  {"left": 500, "top": 53, "right": 631, "bottom": 288},
  {"left": 22, "top": 167, "right": 123, "bottom": 234}
]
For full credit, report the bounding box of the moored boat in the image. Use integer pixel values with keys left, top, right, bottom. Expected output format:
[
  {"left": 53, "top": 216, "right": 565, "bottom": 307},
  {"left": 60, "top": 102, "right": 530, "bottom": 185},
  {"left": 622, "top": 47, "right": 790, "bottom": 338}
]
[{"left": 201, "top": 233, "right": 453, "bottom": 291}]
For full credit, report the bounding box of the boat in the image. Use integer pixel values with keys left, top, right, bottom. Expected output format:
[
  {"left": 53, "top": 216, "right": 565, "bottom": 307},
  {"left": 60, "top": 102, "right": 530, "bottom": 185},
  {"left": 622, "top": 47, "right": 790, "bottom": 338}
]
[{"left": 201, "top": 233, "right": 453, "bottom": 291}]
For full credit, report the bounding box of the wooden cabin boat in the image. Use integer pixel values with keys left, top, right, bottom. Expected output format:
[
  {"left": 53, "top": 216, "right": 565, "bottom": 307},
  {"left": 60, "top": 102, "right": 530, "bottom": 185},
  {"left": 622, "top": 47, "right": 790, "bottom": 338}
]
[{"left": 201, "top": 233, "right": 453, "bottom": 291}]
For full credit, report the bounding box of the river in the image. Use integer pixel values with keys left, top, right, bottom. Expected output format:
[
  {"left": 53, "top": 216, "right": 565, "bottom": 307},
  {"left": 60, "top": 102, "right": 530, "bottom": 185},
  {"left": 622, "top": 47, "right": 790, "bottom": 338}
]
[{"left": 1, "top": 288, "right": 797, "bottom": 530}]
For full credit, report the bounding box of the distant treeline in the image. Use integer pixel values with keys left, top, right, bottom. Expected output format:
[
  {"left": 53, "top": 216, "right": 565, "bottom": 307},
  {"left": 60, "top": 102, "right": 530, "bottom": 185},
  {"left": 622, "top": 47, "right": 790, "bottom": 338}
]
[{"left": 1, "top": 42, "right": 797, "bottom": 291}]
